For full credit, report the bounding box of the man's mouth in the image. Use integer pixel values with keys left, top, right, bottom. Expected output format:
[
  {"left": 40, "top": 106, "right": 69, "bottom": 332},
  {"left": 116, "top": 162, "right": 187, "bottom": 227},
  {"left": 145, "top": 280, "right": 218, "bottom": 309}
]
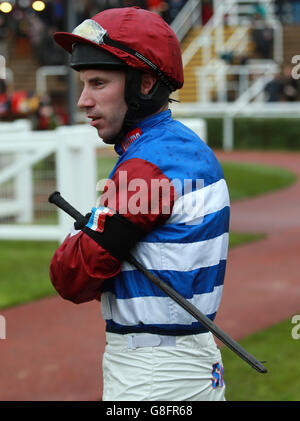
[{"left": 88, "top": 116, "right": 101, "bottom": 127}]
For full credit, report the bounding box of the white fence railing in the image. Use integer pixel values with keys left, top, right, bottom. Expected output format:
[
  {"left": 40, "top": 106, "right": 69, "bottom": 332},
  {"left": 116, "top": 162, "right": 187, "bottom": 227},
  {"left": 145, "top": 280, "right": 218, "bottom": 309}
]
[
  {"left": 196, "top": 60, "right": 279, "bottom": 102},
  {"left": 183, "top": 0, "right": 283, "bottom": 103},
  {"left": 224, "top": 0, "right": 283, "bottom": 65},
  {"left": 0, "top": 119, "right": 33, "bottom": 223},
  {"left": 171, "top": 101, "right": 300, "bottom": 151},
  {"left": 170, "top": 0, "right": 202, "bottom": 42},
  {"left": 36, "top": 65, "right": 68, "bottom": 95},
  {"left": 0, "top": 118, "right": 207, "bottom": 242},
  {"left": 0, "top": 124, "right": 106, "bottom": 242}
]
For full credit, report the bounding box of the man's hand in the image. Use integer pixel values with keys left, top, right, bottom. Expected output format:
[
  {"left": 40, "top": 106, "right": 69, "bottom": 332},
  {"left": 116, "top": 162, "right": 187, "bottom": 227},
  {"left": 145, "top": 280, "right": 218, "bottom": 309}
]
[{"left": 74, "top": 213, "right": 91, "bottom": 230}]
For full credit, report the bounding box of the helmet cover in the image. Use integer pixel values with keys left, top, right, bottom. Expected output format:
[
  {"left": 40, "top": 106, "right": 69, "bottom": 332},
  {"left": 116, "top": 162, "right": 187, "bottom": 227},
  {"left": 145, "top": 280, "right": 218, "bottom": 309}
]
[{"left": 53, "top": 6, "right": 184, "bottom": 91}]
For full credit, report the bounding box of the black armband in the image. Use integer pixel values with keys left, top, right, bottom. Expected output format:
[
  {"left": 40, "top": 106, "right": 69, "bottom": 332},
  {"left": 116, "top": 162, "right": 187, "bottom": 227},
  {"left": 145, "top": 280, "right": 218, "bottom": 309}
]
[{"left": 81, "top": 207, "right": 145, "bottom": 261}]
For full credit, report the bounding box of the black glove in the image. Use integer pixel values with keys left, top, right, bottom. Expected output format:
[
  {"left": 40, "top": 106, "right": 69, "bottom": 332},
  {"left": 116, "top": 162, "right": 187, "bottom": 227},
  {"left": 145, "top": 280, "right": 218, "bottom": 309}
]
[{"left": 74, "top": 213, "right": 91, "bottom": 230}]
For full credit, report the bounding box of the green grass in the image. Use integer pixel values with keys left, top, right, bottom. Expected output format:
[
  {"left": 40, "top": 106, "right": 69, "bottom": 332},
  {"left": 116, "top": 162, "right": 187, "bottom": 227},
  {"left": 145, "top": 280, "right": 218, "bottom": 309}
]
[
  {"left": 221, "top": 161, "right": 297, "bottom": 201},
  {"left": 0, "top": 240, "right": 58, "bottom": 309},
  {"left": 97, "top": 155, "right": 118, "bottom": 180},
  {"left": 229, "top": 232, "right": 266, "bottom": 248},
  {"left": 222, "top": 316, "right": 300, "bottom": 401}
]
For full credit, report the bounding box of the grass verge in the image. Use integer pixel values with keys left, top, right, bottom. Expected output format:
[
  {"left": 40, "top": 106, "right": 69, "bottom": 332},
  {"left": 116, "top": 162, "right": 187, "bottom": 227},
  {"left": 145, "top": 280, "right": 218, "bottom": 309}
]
[
  {"left": 221, "top": 161, "right": 297, "bottom": 202},
  {"left": 0, "top": 240, "right": 58, "bottom": 310},
  {"left": 221, "top": 316, "right": 300, "bottom": 401},
  {"left": 229, "top": 232, "right": 265, "bottom": 248}
]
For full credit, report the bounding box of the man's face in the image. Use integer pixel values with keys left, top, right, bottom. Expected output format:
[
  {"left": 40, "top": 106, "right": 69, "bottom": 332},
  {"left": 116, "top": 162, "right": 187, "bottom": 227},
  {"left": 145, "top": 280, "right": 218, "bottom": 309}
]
[{"left": 78, "top": 68, "right": 128, "bottom": 144}]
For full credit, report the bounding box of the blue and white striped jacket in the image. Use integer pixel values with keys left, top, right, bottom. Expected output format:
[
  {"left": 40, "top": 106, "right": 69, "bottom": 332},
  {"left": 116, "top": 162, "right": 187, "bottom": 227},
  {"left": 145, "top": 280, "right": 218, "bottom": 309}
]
[{"left": 101, "top": 110, "right": 230, "bottom": 336}]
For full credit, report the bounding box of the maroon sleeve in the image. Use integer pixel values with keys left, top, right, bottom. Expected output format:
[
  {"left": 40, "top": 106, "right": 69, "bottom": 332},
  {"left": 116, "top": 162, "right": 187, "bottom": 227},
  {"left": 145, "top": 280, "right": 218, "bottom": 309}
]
[{"left": 49, "top": 157, "right": 176, "bottom": 304}]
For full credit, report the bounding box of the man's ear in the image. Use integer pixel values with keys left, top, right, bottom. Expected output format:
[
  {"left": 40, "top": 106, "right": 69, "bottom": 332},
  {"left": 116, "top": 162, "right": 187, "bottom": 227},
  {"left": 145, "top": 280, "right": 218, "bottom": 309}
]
[{"left": 141, "top": 72, "right": 158, "bottom": 95}]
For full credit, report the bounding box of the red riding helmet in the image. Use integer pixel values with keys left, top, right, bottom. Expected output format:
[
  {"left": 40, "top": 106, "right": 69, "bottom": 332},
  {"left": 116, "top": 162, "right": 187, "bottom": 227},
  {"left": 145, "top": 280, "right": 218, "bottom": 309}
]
[
  {"left": 53, "top": 7, "right": 184, "bottom": 142},
  {"left": 54, "top": 6, "right": 184, "bottom": 92}
]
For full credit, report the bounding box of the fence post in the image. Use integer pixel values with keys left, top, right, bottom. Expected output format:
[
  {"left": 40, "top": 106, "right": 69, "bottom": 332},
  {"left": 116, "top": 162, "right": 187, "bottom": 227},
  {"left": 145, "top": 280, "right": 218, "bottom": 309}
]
[
  {"left": 56, "top": 126, "right": 98, "bottom": 242},
  {"left": 0, "top": 315, "right": 6, "bottom": 340},
  {"left": 0, "top": 54, "right": 5, "bottom": 80},
  {"left": 15, "top": 151, "right": 33, "bottom": 223},
  {"left": 223, "top": 114, "right": 234, "bottom": 151},
  {"left": 0, "top": 120, "right": 33, "bottom": 223},
  {"left": 15, "top": 124, "right": 33, "bottom": 223}
]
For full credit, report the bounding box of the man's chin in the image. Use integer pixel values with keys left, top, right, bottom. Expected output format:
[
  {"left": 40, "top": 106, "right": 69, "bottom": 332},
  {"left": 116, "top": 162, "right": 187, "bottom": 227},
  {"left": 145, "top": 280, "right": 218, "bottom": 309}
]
[
  {"left": 96, "top": 128, "right": 123, "bottom": 145},
  {"left": 95, "top": 128, "right": 112, "bottom": 144},
  {"left": 101, "top": 137, "right": 116, "bottom": 145}
]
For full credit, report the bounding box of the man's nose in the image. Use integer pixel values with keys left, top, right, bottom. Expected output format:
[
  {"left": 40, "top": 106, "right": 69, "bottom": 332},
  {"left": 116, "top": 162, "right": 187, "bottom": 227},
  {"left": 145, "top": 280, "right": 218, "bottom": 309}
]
[{"left": 77, "top": 88, "right": 95, "bottom": 109}]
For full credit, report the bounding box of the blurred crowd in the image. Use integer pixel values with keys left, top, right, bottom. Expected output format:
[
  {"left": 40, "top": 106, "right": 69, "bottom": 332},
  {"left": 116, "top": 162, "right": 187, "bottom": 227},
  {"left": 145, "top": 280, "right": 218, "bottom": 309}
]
[
  {"left": 0, "top": 0, "right": 196, "bottom": 127},
  {"left": 250, "top": 10, "right": 274, "bottom": 60},
  {"left": 0, "top": 0, "right": 194, "bottom": 65},
  {"left": 1, "top": 1, "right": 300, "bottom": 126},
  {"left": 265, "top": 64, "right": 300, "bottom": 102},
  {"left": 0, "top": 78, "right": 69, "bottom": 129},
  {"left": 2, "top": 1, "right": 300, "bottom": 66},
  {"left": 274, "top": 0, "right": 300, "bottom": 24}
]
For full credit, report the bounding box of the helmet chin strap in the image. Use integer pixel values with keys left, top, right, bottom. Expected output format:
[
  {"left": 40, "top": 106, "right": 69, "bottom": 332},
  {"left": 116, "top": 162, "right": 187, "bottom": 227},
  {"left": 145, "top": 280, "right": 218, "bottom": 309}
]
[{"left": 112, "top": 68, "right": 171, "bottom": 145}]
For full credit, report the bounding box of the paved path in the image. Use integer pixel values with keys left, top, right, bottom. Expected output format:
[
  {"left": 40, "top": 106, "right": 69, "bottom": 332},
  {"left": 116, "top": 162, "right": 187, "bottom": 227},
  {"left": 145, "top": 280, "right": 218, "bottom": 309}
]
[
  {"left": 214, "top": 151, "right": 300, "bottom": 340},
  {"left": 0, "top": 150, "right": 299, "bottom": 401}
]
